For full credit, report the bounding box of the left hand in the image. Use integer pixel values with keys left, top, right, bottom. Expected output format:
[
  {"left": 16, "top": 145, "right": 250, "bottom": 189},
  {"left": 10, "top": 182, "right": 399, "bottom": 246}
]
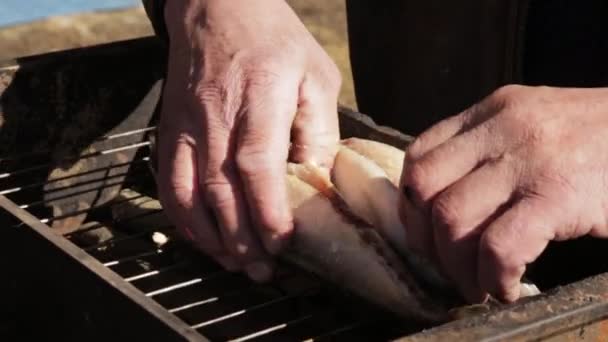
[{"left": 399, "top": 85, "right": 608, "bottom": 303}]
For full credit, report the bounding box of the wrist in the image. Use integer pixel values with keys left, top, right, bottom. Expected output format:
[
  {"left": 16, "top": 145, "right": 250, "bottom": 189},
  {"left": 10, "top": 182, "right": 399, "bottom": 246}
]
[{"left": 164, "top": 0, "right": 207, "bottom": 43}]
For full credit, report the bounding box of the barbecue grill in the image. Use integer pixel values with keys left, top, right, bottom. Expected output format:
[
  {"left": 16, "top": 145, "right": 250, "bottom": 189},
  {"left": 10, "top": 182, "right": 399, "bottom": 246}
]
[{"left": 2, "top": 37, "right": 608, "bottom": 342}]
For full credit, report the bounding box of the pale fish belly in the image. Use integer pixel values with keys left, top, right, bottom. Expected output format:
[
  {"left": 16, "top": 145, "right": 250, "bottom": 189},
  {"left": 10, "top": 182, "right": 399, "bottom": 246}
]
[{"left": 284, "top": 138, "right": 540, "bottom": 322}]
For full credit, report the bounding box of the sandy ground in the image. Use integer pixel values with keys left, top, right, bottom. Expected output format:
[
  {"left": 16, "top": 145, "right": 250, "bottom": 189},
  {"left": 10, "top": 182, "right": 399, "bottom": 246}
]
[{"left": 0, "top": 1, "right": 356, "bottom": 108}]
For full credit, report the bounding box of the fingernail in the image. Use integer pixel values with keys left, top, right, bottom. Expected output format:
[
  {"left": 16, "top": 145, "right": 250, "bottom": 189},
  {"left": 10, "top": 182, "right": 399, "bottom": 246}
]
[
  {"left": 245, "top": 262, "right": 272, "bottom": 283},
  {"left": 217, "top": 256, "right": 240, "bottom": 272}
]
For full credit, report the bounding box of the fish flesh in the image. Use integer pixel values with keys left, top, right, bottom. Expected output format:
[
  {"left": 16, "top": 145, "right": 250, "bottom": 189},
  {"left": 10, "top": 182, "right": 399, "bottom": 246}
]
[
  {"left": 292, "top": 139, "right": 539, "bottom": 318},
  {"left": 122, "top": 137, "right": 540, "bottom": 323},
  {"left": 284, "top": 161, "right": 452, "bottom": 322}
]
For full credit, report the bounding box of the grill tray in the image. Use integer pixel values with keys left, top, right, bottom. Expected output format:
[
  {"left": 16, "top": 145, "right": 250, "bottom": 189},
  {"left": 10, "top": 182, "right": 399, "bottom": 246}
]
[{"left": 2, "top": 37, "right": 608, "bottom": 342}]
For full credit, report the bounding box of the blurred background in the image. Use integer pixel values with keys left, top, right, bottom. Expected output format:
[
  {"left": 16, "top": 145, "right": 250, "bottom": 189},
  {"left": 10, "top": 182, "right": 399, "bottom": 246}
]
[{"left": 0, "top": 0, "right": 357, "bottom": 108}]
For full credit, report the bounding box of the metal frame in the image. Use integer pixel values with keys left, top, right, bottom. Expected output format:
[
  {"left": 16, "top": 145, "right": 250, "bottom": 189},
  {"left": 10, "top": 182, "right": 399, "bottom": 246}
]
[
  {"left": 2, "top": 36, "right": 608, "bottom": 341},
  {"left": 0, "top": 194, "right": 205, "bottom": 341}
]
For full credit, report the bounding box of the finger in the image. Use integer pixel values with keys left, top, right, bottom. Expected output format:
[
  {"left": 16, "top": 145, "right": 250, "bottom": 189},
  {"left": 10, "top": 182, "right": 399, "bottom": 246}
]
[
  {"left": 431, "top": 160, "right": 516, "bottom": 302},
  {"left": 478, "top": 197, "right": 556, "bottom": 303},
  {"left": 403, "top": 123, "right": 495, "bottom": 208},
  {"left": 406, "top": 114, "right": 468, "bottom": 161},
  {"left": 156, "top": 126, "right": 236, "bottom": 269},
  {"left": 236, "top": 74, "right": 299, "bottom": 255},
  {"left": 405, "top": 98, "right": 496, "bottom": 161},
  {"left": 290, "top": 69, "right": 341, "bottom": 167},
  {"left": 399, "top": 192, "right": 435, "bottom": 260},
  {"left": 200, "top": 106, "right": 273, "bottom": 282}
]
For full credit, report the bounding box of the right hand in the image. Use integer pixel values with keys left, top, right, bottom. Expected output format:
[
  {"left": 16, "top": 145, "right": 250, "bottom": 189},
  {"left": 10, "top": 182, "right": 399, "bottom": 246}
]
[{"left": 156, "top": 0, "right": 342, "bottom": 282}]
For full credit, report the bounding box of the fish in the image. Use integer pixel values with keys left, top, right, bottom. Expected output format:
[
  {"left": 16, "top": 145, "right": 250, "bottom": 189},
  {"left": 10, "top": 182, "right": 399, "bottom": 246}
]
[
  {"left": 285, "top": 138, "right": 541, "bottom": 320},
  {"left": 284, "top": 161, "right": 452, "bottom": 322},
  {"left": 123, "top": 137, "right": 540, "bottom": 323}
]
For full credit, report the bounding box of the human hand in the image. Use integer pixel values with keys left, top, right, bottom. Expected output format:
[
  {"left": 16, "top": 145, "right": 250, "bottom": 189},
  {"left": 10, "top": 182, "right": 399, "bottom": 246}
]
[
  {"left": 156, "top": 0, "right": 341, "bottom": 282},
  {"left": 400, "top": 85, "right": 608, "bottom": 303}
]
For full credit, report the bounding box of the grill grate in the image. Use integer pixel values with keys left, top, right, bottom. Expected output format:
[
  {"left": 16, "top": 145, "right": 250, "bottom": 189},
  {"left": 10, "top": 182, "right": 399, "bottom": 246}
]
[{"left": 0, "top": 126, "right": 416, "bottom": 341}]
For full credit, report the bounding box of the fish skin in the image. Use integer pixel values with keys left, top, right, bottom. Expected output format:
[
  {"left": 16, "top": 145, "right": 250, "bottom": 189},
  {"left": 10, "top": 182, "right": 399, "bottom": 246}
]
[
  {"left": 288, "top": 139, "right": 540, "bottom": 322},
  {"left": 332, "top": 144, "right": 454, "bottom": 293},
  {"left": 284, "top": 166, "right": 451, "bottom": 322},
  {"left": 332, "top": 145, "right": 407, "bottom": 255},
  {"left": 331, "top": 139, "right": 540, "bottom": 302}
]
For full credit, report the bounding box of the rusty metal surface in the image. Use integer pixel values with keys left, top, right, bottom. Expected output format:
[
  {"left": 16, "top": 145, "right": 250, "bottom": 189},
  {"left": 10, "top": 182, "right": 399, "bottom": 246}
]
[{"left": 400, "top": 273, "right": 608, "bottom": 342}]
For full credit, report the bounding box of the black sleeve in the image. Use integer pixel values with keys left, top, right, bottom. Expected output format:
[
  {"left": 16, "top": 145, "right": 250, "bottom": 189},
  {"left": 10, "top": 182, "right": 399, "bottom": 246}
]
[{"left": 142, "top": 0, "right": 169, "bottom": 42}]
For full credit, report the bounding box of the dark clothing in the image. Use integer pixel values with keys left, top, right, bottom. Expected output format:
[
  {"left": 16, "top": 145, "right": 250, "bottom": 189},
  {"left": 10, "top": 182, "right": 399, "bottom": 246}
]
[
  {"left": 143, "top": 0, "right": 608, "bottom": 136},
  {"left": 346, "top": 0, "right": 608, "bottom": 135}
]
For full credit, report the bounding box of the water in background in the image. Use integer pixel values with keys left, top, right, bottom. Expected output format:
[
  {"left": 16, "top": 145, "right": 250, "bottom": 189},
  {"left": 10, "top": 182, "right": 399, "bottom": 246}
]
[{"left": 0, "top": 0, "right": 140, "bottom": 27}]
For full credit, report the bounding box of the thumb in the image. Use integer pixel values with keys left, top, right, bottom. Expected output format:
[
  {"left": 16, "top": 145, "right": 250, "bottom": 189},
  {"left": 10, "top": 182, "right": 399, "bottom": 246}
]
[{"left": 290, "top": 70, "right": 341, "bottom": 167}]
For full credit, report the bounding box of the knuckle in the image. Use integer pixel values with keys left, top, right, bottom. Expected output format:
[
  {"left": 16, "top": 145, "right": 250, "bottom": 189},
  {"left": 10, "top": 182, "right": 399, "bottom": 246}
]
[
  {"left": 247, "top": 70, "right": 282, "bottom": 91},
  {"left": 159, "top": 178, "right": 195, "bottom": 213},
  {"left": 403, "top": 160, "right": 433, "bottom": 202},
  {"left": 203, "top": 181, "right": 234, "bottom": 211},
  {"left": 193, "top": 75, "right": 246, "bottom": 124},
  {"left": 257, "top": 209, "right": 291, "bottom": 234},
  {"left": 328, "top": 64, "right": 343, "bottom": 89},
  {"left": 492, "top": 84, "right": 523, "bottom": 104},
  {"left": 480, "top": 231, "right": 518, "bottom": 272},
  {"left": 405, "top": 137, "right": 426, "bottom": 161},
  {"left": 235, "top": 149, "right": 275, "bottom": 177},
  {"left": 194, "top": 81, "right": 224, "bottom": 104},
  {"left": 244, "top": 59, "right": 284, "bottom": 89},
  {"left": 489, "top": 85, "right": 527, "bottom": 117},
  {"left": 432, "top": 194, "right": 463, "bottom": 234},
  {"left": 316, "top": 60, "right": 342, "bottom": 92}
]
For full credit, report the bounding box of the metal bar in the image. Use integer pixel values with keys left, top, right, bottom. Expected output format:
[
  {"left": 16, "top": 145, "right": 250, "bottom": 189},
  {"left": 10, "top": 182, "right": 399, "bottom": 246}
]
[
  {"left": 303, "top": 321, "right": 362, "bottom": 342},
  {"left": 400, "top": 273, "right": 608, "bottom": 342},
  {"left": 0, "top": 127, "right": 156, "bottom": 162},
  {"left": 83, "top": 224, "right": 173, "bottom": 252},
  {"left": 67, "top": 209, "right": 164, "bottom": 238},
  {"left": 227, "top": 314, "right": 315, "bottom": 342},
  {"left": 167, "top": 284, "right": 261, "bottom": 314},
  {"left": 100, "top": 127, "right": 156, "bottom": 141},
  {"left": 145, "top": 270, "right": 232, "bottom": 297},
  {"left": 103, "top": 250, "right": 165, "bottom": 267},
  {"left": 483, "top": 301, "right": 608, "bottom": 342},
  {"left": 169, "top": 284, "right": 294, "bottom": 313},
  {"left": 0, "top": 194, "right": 204, "bottom": 341},
  {"left": 101, "top": 141, "right": 151, "bottom": 155},
  {"left": 39, "top": 194, "right": 150, "bottom": 224},
  {"left": 0, "top": 142, "right": 151, "bottom": 180},
  {"left": 20, "top": 178, "right": 128, "bottom": 209},
  {"left": 124, "top": 263, "right": 185, "bottom": 282},
  {"left": 0, "top": 157, "right": 148, "bottom": 196},
  {"left": 191, "top": 290, "right": 315, "bottom": 329},
  {"left": 145, "top": 279, "right": 204, "bottom": 297},
  {"left": 168, "top": 298, "right": 220, "bottom": 314}
]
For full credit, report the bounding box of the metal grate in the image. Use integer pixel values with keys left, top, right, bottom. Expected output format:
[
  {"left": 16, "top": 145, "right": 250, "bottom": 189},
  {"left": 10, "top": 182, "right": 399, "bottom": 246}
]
[{"left": 0, "top": 126, "right": 418, "bottom": 341}]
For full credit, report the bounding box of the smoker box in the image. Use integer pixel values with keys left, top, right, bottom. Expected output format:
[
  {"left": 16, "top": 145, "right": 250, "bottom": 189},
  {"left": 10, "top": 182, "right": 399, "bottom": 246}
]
[{"left": 1, "top": 37, "right": 608, "bottom": 342}]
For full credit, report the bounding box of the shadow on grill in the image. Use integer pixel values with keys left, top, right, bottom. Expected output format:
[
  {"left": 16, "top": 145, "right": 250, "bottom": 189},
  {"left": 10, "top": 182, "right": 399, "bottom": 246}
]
[{"left": 4, "top": 37, "right": 608, "bottom": 342}]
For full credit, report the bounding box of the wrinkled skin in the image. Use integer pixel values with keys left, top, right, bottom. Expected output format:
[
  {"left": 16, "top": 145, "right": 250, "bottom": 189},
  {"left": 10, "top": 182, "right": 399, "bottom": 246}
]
[
  {"left": 157, "top": 0, "right": 341, "bottom": 282},
  {"left": 400, "top": 85, "right": 608, "bottom": 303}
]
